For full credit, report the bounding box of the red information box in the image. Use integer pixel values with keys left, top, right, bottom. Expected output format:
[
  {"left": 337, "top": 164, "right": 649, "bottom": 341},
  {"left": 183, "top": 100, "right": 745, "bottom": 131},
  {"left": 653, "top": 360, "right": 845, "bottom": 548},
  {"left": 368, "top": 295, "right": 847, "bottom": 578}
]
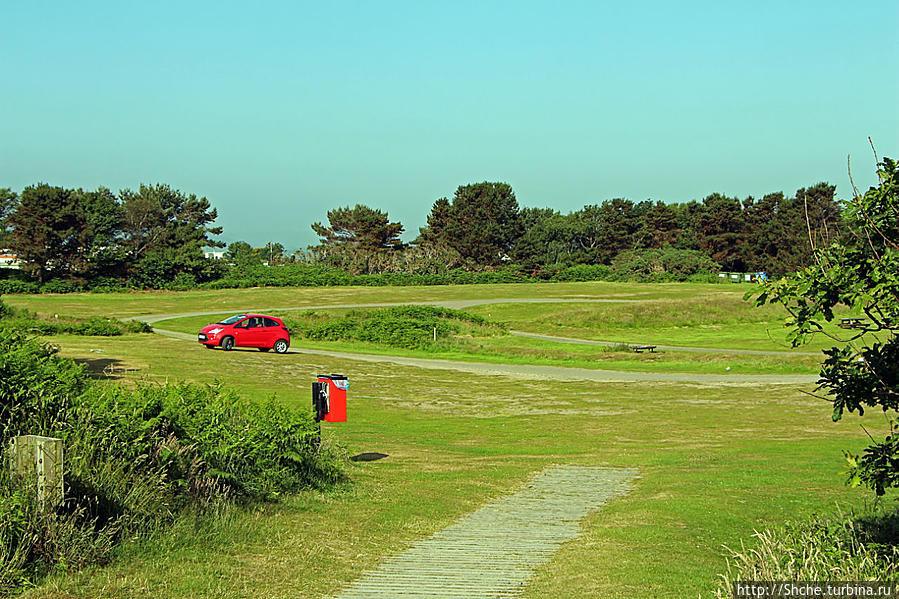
[{"left": 317, "top": 374, "right": 348, "bottom": 423}]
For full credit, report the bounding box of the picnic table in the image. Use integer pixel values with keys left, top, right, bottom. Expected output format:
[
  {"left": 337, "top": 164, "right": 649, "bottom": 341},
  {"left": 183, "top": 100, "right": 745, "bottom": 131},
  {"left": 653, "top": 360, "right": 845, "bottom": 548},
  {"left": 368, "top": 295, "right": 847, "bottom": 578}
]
[
  {"left": 631, "top": 345, "right": 658, "bottom": 353},
  {"left": 839, "top": 318, "right": 868, "bottom": 330}
]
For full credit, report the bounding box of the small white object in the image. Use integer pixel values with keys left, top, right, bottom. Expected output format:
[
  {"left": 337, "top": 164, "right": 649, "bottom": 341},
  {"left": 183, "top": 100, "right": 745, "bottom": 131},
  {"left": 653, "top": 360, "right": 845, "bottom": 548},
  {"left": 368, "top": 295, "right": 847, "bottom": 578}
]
[{"left": 725, "top": 367, "right": 731, "bottom": 371}]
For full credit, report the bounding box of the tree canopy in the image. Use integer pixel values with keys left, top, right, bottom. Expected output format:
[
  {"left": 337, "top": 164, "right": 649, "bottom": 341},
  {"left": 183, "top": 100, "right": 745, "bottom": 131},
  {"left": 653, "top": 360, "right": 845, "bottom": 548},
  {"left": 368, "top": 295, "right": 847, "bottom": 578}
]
[
  {"left": 311, "top": 204, "right": 404, "bottom": 252},
  {"left": 422, "top": 182, "right": 522, "bottom": 265},
  {"left": 4, "top": 183, "right": 223, "bottom": 287}
]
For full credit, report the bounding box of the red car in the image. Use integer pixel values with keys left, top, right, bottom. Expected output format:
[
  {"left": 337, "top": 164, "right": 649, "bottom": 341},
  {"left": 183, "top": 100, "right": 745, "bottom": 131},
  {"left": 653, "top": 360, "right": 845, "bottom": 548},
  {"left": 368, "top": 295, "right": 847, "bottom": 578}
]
[{"left": 198, "top": 314, "right": 290, "bottom": 353}]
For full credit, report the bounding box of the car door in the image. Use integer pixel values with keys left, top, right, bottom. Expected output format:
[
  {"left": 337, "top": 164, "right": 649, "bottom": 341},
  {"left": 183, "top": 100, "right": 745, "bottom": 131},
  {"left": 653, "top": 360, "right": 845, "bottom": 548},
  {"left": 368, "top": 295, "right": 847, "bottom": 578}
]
[
  {"left": 230, "top": 318, "right": 251, "bottom": 347},
  {"left": 241, "top": 317, "right": 267, "bottom": 347},
  {"left": 261, "top": 317, "right": 281, "bottom": 348}
]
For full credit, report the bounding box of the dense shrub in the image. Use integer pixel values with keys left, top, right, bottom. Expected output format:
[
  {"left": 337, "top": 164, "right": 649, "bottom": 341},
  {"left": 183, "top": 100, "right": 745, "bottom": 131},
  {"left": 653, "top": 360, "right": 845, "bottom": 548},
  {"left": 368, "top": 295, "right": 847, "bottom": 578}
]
[
  {"left": 86, "top": 276, "right": 129, "bottom": 293},
  {"left": 0, "top": 305, "right": 151, "bottom": 337},
  {"left": 206, "top": 264, "right": 538, "bottom": 290},
  {"left": 0, "top": 330, "right": 88, "bottom": 442},
  {"left": 0, "top": 250, "right": 728, "bottom": 294},
  {"left": 550, "top": 264, "right": 615, "bottom": 282},
  {"left": 289, "top": 305, "right": 501, "bottom": 350},
  {"left": 39, "top": 279, "right": 83, "bottom": 294},
  {"left": 72, "top": 383, "right": 341, "bottom": 501},
  {"left": 0, "top": 280, "right": 39, "bottom": 295},
  {"left": 612, "top": 248, "right": 720, "bottom": 282}
]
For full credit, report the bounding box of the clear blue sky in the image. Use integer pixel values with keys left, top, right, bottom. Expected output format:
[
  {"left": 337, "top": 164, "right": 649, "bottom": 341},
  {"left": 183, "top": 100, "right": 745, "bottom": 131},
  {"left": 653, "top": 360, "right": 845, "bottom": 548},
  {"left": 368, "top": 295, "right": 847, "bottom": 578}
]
[{"left": 1, "top": 1, "right": 897, "bottom": 250}]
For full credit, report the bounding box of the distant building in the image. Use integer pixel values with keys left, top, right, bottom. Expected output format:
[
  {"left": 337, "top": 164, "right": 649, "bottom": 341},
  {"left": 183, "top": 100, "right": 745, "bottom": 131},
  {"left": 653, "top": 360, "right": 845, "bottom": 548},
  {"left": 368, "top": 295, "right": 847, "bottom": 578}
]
[
  {"left": 204, "top": 250, "right": 226, "bottom": 260},
  {"left": 0, "top": 251, "right": 21, "bottom": 269}
]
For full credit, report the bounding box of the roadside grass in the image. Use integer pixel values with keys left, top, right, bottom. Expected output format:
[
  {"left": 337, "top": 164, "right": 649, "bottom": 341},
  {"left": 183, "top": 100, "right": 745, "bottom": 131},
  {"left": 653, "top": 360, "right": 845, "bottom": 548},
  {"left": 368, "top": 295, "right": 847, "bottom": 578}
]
[{"left": 3, "top": 281, "right": 882, "bottom": 597}]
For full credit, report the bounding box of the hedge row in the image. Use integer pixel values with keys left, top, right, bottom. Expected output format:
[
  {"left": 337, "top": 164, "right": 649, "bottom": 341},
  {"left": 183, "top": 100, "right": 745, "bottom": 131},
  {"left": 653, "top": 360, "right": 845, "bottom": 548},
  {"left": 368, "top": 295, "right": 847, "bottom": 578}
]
[{"left": 0, "top": 249, "right": 723, "bottom": 294}]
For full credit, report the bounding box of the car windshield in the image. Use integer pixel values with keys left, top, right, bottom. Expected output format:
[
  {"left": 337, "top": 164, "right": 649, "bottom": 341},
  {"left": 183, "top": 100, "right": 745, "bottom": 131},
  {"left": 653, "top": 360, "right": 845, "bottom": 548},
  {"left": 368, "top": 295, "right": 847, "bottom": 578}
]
[{"left": 217, "top": 314, "right": 247, "bottom": 325}]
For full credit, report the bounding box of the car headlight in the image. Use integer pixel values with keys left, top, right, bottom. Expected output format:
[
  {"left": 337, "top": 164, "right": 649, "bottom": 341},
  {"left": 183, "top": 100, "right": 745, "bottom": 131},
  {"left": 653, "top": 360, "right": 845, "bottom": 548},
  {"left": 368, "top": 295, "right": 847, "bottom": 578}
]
[{"left": 208, "top": 328, "right": 224, "bottom": 336}]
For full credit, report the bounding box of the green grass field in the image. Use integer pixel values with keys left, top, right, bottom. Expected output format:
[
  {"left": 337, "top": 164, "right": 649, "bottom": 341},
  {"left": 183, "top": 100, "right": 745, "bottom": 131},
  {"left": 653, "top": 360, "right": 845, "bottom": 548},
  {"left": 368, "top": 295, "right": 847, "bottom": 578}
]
[
  {"left": 4, "top": 281, "right": 878, "bottom": 598},
  {"left": 149, "top": 308, "right": 823, "bottom": 375}
]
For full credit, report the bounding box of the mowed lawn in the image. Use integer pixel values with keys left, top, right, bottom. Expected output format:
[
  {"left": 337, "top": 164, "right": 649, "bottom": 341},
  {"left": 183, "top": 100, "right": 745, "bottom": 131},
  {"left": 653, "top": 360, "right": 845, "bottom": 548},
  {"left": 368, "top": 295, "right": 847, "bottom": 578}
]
[{"left": 6, "top": 282, "right": 874, "bottom": 598}]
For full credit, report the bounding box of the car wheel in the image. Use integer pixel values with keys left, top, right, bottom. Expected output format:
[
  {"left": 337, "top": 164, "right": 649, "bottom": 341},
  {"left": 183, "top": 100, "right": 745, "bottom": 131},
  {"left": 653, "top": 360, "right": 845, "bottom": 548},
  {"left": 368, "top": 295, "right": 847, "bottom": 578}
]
[
  {"left": 273, "top": 339, "right": 289, "bottom": 354},
  {"left": 221, "top": 336, "right": 235, "bottom": 351}
]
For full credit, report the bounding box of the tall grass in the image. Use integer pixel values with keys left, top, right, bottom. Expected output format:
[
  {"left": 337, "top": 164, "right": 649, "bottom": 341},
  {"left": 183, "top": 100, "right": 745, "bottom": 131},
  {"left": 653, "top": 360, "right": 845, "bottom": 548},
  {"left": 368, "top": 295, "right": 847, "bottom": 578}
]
[{"left": 712, "top": 510, "right": 899, "bottom": 596}]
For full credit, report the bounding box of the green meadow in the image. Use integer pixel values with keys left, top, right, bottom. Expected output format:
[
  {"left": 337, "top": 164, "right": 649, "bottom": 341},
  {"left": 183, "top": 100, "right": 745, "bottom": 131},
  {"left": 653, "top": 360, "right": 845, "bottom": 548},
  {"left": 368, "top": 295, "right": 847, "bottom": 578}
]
[{"left": 3, "top": 281, "right": 876, "bottom": 598}]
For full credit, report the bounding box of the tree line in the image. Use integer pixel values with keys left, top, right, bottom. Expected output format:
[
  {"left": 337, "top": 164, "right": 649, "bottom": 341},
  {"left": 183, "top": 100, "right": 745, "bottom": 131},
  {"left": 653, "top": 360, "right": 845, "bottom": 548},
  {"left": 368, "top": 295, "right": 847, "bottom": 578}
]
[
  {"left": 0, "top": 178, "right": 843, "bottom": 289},
  {"left": 0, "top": 184, "right": 222, "bottom": 287},
  {"left": 308, "top": 181, "right": 842, "bottom": 276}
]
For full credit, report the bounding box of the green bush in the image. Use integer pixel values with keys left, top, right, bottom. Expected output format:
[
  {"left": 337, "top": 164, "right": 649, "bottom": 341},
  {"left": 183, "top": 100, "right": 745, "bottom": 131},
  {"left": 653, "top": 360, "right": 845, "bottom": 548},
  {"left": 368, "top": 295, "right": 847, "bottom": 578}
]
[
  {"left": 39, "top": 279, "right": 83, "bottom": 294},
  {"left": 87, "top": 276, "right": 129, "bottom": 293},
  {"left": 0, "top": 280, "right": 39, "bottom": 295},
  {"left": 0, "top": 254, "right": 720, "bottom": 294},
  {"left": 289, "top": 305, "right": 501, "bottom": 350},
  {"left": 0, "top": 330, "right": 88, "bottom": 442},
  {"left": 0, "top": 303, "right": 152, "bottom": 337},
  {"left": 72, "top": 383, "right": 342, "bottom": 502},
  {"left": 612, "top": 248, "right": 719, "bottom": 282},
  {"left": 550, "top": 264, "right": 615, "bottom": 282}
]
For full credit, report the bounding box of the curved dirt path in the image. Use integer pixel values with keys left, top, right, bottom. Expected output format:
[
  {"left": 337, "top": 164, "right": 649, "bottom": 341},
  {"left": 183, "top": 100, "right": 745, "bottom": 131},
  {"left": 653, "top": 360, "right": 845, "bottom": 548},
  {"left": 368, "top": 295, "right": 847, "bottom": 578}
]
[
  {"left": 141, "top": 297, "right": 818, "bottom": 386},
  {"left": 138, "top": 298, "right": 814, "bottom": 356}
]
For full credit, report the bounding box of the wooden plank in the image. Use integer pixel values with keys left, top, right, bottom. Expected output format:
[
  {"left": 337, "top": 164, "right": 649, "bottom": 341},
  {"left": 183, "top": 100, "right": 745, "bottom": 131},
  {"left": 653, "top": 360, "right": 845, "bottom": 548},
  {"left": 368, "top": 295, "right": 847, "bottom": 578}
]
[{"left": 333, "top": 465, "right": 637, "bottom": 599}]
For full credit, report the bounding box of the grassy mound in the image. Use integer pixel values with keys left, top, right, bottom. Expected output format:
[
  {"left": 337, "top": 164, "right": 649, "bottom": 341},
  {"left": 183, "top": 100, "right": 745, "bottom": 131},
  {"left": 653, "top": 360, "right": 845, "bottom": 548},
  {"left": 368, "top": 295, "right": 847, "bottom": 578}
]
[{"left": 282, "top": 305, "right": 506, "bottom": 350}]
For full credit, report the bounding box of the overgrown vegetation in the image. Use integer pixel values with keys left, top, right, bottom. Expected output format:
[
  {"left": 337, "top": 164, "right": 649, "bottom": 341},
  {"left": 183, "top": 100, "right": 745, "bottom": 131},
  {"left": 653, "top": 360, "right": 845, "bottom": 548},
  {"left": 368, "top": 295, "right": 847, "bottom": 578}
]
[
  {"left": 281, "top": 305, "right": 505, "bottom": 351},
  {"left": 0, "top": 312, "right": 343, "bottom": 593},
  {"left": 713, "top": 510, "right": 899, "bottom": 596},
  {"left": 0, "top": 258, "right": 723, "bottom": 295},
  {"left": 0, "top": 299, "right": 151, "bottom": 336}
]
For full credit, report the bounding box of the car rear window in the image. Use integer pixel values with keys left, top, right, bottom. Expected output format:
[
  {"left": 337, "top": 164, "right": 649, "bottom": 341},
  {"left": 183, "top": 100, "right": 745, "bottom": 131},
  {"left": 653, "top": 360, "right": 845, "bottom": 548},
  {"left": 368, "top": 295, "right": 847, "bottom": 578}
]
[{"left": 264, "top": 318, "right": 279, "bottom": 327}]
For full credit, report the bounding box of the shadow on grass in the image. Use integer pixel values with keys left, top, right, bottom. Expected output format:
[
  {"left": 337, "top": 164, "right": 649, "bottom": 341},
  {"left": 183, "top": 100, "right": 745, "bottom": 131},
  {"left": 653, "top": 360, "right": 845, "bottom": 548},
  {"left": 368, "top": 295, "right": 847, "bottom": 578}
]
[
  {"left": 350, "top": 452, "right": 389, "bottom": 462},
  {"left": 73, "top": 357, "right": 138, "bottom": 380}
]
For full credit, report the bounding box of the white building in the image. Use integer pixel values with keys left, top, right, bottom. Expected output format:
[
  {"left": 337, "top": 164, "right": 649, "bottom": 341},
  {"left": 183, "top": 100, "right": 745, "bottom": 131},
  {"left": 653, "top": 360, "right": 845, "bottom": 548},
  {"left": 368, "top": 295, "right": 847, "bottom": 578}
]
[{"left": 0, "top": 251, "right": 21, "bottom": 269}]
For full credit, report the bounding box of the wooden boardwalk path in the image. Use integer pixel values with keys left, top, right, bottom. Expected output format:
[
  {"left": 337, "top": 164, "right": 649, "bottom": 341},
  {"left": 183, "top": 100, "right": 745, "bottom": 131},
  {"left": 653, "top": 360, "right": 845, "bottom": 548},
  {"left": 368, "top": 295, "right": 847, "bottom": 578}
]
[{"left": 333, "top": 465, "right": 638, "bottom": 599}]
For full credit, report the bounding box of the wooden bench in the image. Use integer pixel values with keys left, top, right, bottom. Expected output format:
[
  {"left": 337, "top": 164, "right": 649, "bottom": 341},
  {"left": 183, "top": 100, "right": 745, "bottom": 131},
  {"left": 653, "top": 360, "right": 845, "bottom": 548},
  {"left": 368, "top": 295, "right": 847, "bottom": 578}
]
[
  {"left": 631, "top": 345, "right": 658, "bottom": 353},
  {"left": 839, "top": 318, "right": 868, "bottom": 330}
]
